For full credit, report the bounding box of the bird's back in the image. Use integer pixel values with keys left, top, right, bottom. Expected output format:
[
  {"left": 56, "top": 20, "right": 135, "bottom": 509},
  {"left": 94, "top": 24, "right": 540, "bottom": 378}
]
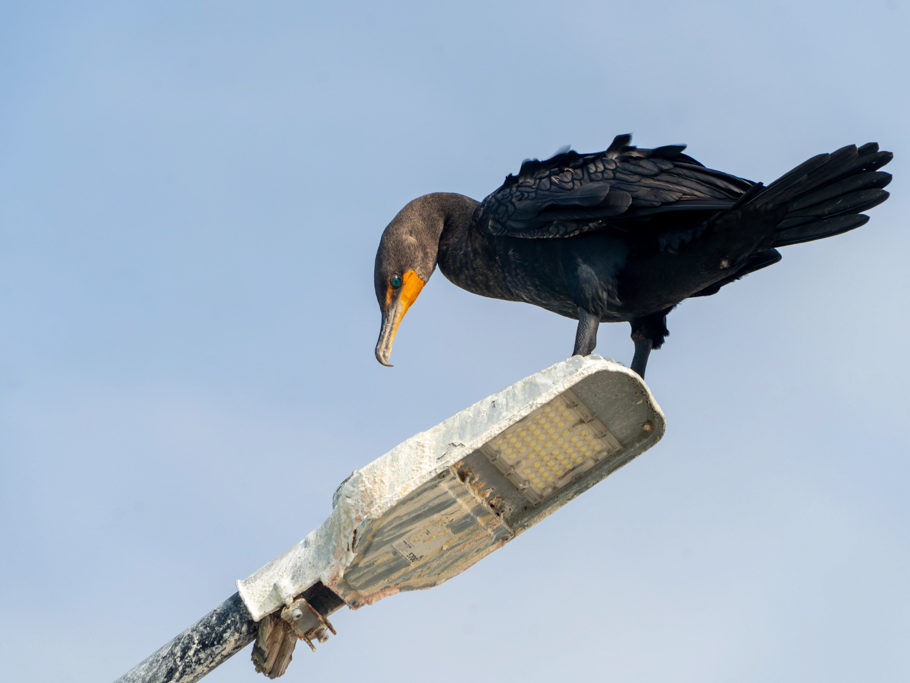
[{"left": 475, "top": 134, "right": 755, "bottom": 242}]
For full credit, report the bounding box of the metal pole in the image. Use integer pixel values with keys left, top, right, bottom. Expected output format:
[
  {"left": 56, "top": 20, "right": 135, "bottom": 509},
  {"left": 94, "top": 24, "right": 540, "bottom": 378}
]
[{"left": 114, "top": 592, "right": 257, "bottom": 683}]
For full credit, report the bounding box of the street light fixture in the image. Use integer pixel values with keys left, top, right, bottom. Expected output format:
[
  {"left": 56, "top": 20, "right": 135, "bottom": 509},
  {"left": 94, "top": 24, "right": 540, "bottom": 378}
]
[
  {"left": 239, "top": 354, "right": 664, "bottom": 674},
  {"left": 115, "top": 354, "right": 664, "bottom": 682}
]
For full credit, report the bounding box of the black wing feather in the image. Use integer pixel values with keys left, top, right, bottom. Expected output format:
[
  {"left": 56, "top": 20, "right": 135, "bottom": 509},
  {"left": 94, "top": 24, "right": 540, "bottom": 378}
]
[{"left": 477, "top": 135, "right": 755, "bottom": 239}]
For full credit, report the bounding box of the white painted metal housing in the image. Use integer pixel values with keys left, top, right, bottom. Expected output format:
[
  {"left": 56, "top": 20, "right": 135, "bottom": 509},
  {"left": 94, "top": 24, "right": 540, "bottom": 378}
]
[{"left": 238, "top": 355, "right": 664, "bottom": 622}]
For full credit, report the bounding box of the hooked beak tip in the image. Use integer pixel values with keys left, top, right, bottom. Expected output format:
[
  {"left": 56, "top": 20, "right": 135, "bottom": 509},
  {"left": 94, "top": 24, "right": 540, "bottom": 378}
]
[{"left": 375, "top": 348, "right": 394, "bottom": 367}]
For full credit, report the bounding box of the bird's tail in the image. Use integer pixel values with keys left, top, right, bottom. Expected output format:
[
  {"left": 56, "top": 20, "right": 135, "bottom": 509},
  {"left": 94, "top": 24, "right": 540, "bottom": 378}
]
[{"left": 756, "top": 142, "right": 892, "bottom": 248}]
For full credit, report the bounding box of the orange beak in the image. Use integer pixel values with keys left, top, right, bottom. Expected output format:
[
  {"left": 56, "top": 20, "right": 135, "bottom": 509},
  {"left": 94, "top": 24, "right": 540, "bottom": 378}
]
[{"left": 375, "top": 270, "right": 426, "bottom": 366}]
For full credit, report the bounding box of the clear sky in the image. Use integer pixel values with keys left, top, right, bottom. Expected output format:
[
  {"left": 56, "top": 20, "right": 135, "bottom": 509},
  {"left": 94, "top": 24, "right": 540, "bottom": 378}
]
[{"left": 2, "top": 2, "right": 907, "bottom": 682}]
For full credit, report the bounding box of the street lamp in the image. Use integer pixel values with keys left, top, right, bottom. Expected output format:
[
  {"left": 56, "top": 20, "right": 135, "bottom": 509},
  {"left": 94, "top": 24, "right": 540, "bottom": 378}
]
[
  {"left": 115, "top": 354, "right": 664, "bottom": 682},
  {"left": 240, "top": 354, "right": 663, "bottom": 674}
]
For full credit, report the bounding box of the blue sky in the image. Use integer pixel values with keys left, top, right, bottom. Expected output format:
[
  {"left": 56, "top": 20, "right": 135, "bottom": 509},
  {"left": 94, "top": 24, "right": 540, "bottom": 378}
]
[{"left": 2, "top": 2, "right": 908, "bottom": 681}]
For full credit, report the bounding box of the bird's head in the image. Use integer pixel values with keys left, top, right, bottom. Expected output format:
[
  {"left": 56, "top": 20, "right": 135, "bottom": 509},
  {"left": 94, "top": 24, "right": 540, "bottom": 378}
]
[{"left": 373, "top": 197, "right": 443, "bottom": 366}]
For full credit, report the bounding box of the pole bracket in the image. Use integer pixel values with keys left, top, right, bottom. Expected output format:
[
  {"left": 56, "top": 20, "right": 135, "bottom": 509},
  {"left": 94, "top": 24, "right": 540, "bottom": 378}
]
[
  {"left": 251, "top": 595, "right": 338, "bottom": 678},
  {"left": 281, "top": 596, "right": 337, "bottom": 650}
]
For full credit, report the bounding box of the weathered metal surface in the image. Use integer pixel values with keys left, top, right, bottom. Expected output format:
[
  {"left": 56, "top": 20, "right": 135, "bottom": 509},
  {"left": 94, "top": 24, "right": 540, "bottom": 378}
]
[
  {"left": 238, "top": 355, "right": 664, "bottom": 622},
  {"left": 251, "top": 614, "right": 296, "bottom": 679},
  {"left": 114, "top": 592, "right": 257, "bottom": 683},
  {"left": 340, "top": 466, "right": 512, "bottom": 603},
  {"left": 281, "top": 596, "right": 336, "bottom": 649},
  {"left": 251, "top": 582, "right": 344, "bottom": 679}
]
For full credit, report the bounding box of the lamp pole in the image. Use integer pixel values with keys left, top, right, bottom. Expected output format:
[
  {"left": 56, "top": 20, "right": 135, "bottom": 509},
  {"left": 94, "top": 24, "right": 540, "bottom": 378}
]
[{"left": 114, "top": 593, "right": 256, "bottom": 683}]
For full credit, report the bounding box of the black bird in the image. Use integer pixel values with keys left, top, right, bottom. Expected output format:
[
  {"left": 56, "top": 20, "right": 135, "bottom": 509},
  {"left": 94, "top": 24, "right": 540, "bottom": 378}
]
[{"left": 374, "top": 135, "right": 892, "bottom": 377}]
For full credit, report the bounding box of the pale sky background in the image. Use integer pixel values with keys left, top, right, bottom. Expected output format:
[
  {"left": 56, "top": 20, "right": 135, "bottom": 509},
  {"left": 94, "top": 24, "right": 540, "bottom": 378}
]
[{"left": 2, "top": 3, "right": 908, "bottom": 682}]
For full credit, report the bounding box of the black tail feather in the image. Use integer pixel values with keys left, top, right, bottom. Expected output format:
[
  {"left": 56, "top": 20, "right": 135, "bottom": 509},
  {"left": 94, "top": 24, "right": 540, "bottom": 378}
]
[
  {"left": 788, "top": 171, "right": 892, "bottom": 213},
  {"left": 774, "top": 213, "right": 871, "bottom": 247},
  {"left": 760, "top": 143, "right": 892, "bottom": 248},
  {"left": 780, "top": 188, "right": 890, "bottom": 228}
]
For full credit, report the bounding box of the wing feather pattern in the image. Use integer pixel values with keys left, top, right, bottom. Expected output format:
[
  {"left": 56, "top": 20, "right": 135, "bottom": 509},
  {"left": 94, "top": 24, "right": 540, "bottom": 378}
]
[{"left": 476, "top": 135, "right": 755, "bottom": 239}]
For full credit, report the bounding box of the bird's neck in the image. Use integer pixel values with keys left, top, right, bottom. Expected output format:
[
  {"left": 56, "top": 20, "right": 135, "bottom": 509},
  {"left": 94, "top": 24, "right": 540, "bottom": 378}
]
[{"left": 421, "top": 193, "right": 515, "bottom": 301}]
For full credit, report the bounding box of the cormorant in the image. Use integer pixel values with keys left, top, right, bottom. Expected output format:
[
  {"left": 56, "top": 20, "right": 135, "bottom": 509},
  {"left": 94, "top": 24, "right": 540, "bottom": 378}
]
[{"left": 374, "top": 135, "right": 892, "bottom": 377}]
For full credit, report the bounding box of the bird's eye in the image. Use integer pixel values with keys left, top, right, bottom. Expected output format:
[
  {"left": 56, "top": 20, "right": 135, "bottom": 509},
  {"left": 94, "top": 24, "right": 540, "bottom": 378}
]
[{"left": 390, "top": 275, "right": 402, "bottom": 288}]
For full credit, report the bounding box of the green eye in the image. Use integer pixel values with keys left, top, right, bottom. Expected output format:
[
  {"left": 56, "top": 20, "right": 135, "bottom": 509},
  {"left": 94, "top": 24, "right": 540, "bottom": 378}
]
[{"left": 390, "top": 275, "right": 402, "bottom": 288}]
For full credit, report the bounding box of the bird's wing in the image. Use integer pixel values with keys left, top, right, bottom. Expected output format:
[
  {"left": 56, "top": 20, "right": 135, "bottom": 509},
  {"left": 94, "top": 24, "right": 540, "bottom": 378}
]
[{"left": 476, "top": 134, "right": 756, "bottom": 239}]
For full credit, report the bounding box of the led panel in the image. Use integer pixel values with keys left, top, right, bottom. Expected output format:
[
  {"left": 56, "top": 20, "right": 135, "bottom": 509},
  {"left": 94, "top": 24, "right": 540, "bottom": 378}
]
[{"left": 483, "top": 390, "right": 622, "bottom": 503}]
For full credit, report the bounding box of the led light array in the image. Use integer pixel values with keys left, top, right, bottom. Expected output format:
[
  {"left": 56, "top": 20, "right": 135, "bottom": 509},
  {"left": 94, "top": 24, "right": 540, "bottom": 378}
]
[{"left": 485, "top": 392, "right": 619, "bottom": 502}]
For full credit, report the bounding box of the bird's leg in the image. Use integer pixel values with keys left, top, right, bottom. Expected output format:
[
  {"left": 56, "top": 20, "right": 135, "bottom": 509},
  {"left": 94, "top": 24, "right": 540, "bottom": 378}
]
[
  {"left": 630, "top": 338, "right": 652, "bottom": 378},
  {"left": 629, "top": 309, "right": 672, "bottom": 379},
  {"left": 573, "top": 308, "right": 600, "bottom": 356}
]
